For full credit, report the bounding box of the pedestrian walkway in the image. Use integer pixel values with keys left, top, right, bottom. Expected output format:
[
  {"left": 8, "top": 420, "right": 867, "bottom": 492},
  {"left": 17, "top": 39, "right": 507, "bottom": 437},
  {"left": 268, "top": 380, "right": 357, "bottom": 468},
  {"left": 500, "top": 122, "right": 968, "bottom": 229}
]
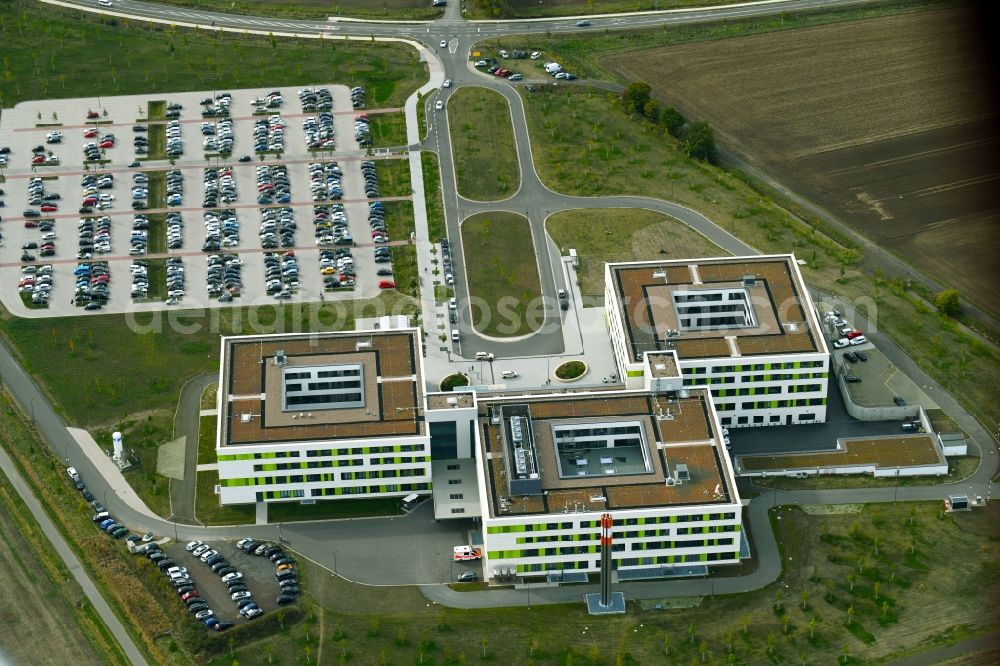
[
  {"left": 255, "top": 502, "right": 269, "bottom": 525},
  {"left": 67, "top": 428, "right": 160, "bottom": 520}
]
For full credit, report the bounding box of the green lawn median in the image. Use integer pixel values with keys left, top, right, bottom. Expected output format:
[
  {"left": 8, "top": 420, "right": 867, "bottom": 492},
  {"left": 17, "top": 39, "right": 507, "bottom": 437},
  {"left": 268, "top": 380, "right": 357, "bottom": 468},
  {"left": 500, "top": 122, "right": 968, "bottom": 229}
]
[
  {"left": 421, "top": 151, "right": 446, "bottom": 242},
  {"left": 448, "top": 87, "right": 521, "bottom": 201},
  {"left": 460, "top": 211, "right": 541, "bottom": 337}
]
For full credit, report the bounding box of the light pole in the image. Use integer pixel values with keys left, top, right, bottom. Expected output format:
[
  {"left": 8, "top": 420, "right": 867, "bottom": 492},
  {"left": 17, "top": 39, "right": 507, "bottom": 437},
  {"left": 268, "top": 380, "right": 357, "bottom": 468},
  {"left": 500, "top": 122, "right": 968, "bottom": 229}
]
[
  {"left": 168, "top": 514, "right": 179, "bottom": 541},
  {"left": 332, "top": 549, "right": 338, "bottom": 576}
]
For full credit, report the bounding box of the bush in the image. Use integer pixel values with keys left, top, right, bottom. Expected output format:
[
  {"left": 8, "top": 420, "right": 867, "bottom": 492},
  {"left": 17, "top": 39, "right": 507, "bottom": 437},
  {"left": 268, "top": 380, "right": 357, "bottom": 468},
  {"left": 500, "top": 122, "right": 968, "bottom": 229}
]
[
  {"left": 934, "top": 289, "right": 961, "bottom": 317},
  {"left": 684, "top": 121, "right": 717, "bottom": 163},
  {"left": 555, "top": 361, "right": 587, "bottom": 380},
  {"left": 440, "top": 374, "right": 470, "bottom": 391}
]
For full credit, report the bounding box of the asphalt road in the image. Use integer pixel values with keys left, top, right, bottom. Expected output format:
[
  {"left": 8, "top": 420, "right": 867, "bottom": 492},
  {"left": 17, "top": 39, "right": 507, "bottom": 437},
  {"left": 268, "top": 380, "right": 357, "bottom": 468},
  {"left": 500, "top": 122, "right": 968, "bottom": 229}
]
[
  {"left": 0, "top": 444, "right": 149, "bottom": 666},
  {"left": 168, "top": 372, "right": 216, "bottom": 524}
]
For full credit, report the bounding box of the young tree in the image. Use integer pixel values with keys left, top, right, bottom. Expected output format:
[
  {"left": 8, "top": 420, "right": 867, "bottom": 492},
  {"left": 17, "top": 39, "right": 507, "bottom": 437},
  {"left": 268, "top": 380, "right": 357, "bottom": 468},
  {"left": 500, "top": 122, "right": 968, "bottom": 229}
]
[
  {"left": 808, "top": 617, "right": 817, "bottom": 639},
  {"left": 683, "top": 121, "right": 717, "bottom": 162},
  {"left": 782, "top": 616, "right": 792, "bottom": 634},
  {"left": 741, "top": 614, "right": 750, "bottom": 634},
  {"left": 765, "top": 632, "right": 776, "bottom": 656},
  {"left": 699, "top": 641, "right": 709, "bottom": 663},
  {"left": 848, "top": 574, "right": 857, "bottom": 592},
  {"left": 660, "top": 106, "right": 686, "bottom": 137},
  {"left": 800, "top": 590, "right": 811, "bottom": 610},
  {"left": 934, "top": 289, "right": 961, "bottom": 316},
  {"left": 620, "top": 82, "right": 652, "bottom": 116},
  {"left": 874, "top": 581, "right": 882, "bottom": 600},
  {"left": 881, "top": 600, "right": 891, "bottom": 620},
  {"left": 663, "top": 632, "right": 672, "bottom": 656},
  {"left": 688, "top": 623, "right": 697, "bottom": 644},
  {"left": 846, "top": 605, "right": 856, "bottom": 626}
]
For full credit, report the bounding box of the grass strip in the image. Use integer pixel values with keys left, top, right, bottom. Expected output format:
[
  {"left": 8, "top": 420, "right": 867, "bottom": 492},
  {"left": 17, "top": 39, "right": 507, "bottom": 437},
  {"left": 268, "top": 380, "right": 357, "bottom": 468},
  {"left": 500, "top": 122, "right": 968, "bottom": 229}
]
[
  {"left": 384, "top": 200, "right": 418, "bottom": 299},
  {"left": 421, "top": 151, "right": 446, "bottom": 242},
  {"left": 447, "top": 87, "right": 521, "bottom": 201},
  {"left": 367, "top": 112, "right": 408, "bottom": 148},
  {"left": 197, "top": 415, "right": 216, "bottom": 466},
  {"left": 374, "top": 157, "right": 413, "bottom": 198}
]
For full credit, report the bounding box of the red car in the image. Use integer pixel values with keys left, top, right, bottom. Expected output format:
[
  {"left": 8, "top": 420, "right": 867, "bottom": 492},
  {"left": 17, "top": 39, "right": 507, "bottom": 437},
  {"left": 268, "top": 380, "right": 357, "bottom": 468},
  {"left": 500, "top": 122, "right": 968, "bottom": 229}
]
[
  {"left": 99, "top": 140, "right": 114, "bottom": 149},
  {"left": 84, "top": 130, "right": 98, "bottom": 138},
  {"left": 378, "top": 280, "right": 396, "bottom": 289},
  {"left": 846, "top": 330, "right": 863, "bottom": 340},
  {"left": 82, "top": 198, "right": 98, "bottom": 206},
  {"left": 24, "top": 221, "right": 38, "bottom": 228},
  {"left": 86, "top": 111, "right": 99, "bottom": 119},
  {"left": 32, "top": 155, "right": 45, "bottom": 164},
  {"left": 181, "top": 591, "right": 200, "bottom": 601},
  {"left": 40, "top": 204, "right": 58, "bottom": 212}
]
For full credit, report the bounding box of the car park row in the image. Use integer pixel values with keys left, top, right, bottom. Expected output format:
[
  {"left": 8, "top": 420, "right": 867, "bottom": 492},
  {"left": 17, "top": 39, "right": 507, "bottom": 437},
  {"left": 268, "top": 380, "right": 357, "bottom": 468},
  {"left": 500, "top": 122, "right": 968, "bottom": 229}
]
[{"left": 3, "top": 85, "right": 396, "bottom": 315}]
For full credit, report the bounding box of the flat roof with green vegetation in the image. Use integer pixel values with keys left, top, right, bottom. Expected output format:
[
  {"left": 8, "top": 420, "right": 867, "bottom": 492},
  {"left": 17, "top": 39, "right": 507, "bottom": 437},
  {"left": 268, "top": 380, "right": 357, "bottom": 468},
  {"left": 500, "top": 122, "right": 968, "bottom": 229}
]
[
  {"left": 738, "top": 435, "right": 943, "bottom": 473},
  {"left": 546, "top": 208, "right": 725, "bottom": 298},
  {"left": 461, "top": 212, "right": 542, "bottom": 337},
  {"left": 0, "top": 0, "right": 425, "bottom": 108},
  {"left": 447, "top": 87, "right": 521, "bottom": 201}
]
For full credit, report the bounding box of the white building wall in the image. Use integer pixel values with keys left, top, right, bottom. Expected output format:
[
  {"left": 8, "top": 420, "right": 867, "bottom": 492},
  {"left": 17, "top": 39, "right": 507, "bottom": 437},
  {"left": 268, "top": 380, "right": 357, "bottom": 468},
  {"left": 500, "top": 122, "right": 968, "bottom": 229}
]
[
  {"left": 217, "top": 434, "right": 432, "bottom": 505},
  {"left": 482, "top": 503, "right": 743, "bottom": 579}
]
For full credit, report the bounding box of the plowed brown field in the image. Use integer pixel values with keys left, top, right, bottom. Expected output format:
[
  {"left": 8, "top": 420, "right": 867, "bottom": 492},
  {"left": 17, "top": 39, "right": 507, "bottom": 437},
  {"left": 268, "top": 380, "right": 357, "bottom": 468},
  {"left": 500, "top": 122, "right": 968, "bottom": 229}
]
[{"left": 607, "top": 6, "right": 999, "bottom": 314}]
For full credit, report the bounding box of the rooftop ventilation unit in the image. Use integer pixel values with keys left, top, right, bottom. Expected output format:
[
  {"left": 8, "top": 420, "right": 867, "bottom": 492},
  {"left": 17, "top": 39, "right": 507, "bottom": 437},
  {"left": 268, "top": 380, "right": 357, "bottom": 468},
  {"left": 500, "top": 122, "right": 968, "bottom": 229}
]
[
  {"left": 356, "top": 340, "right": 372, "bottom": 350},
  {"left": 590, "top": 495, "right": 607, "bottom": 503},
  {"left": 274, "top": 350, "right": 287, "bottom": 366},
  {"left": 447, "top": 397, "right": 458, "bottom": 405},
  {"left": 240, "top": 413, "right": 252, "bottom": 423},
  {"left": 742, "top": 275, "right": 757, "bottom": 287},
  {"left": 675, "top": 463, "right": 690, "bottom": 482},
  {"left": 652, "top": 270, "right": 667, "bottom": 280}
]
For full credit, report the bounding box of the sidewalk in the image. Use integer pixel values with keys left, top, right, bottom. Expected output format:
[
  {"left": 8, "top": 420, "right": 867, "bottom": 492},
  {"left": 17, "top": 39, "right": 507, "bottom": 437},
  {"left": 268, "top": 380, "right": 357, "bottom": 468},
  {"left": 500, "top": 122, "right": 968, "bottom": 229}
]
[{"left": 67, "top": 427, "right": 160, "bottom": 521}]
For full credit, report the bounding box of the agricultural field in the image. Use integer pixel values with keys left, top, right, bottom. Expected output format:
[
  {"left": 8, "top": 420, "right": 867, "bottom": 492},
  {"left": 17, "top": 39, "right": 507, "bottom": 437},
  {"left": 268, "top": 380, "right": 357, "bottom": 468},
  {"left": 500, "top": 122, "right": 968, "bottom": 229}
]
[
  {"left": 0, "top": 466, "right": 124, "bottom": 665},
  {"left": 447, "top": 87, "right": 521, "bottom": 201},
  {"left": 460, "top": 212, "right": 542, "bottom": 337},
  {"left": 605, "top": 5, "right": 1000, "bottom": 315},
  {"left": 546, "top": 208, "right": 725, "bottom": 297}
]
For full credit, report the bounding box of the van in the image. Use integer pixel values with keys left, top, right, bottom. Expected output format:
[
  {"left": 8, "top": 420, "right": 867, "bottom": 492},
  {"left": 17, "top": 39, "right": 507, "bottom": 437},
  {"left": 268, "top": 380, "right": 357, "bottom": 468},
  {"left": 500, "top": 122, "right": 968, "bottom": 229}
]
[
  {"left": 451, "top": 329, "right": 460, "bottom": 342},
  {"left": 401, "top": 493, "right": 420, "bottom": 511},
  {"left": 474, "top": 352, "right": 494, "bottom": 361},
  {"left": 448, "top": 297, "right": 457, "bottom": 310}
]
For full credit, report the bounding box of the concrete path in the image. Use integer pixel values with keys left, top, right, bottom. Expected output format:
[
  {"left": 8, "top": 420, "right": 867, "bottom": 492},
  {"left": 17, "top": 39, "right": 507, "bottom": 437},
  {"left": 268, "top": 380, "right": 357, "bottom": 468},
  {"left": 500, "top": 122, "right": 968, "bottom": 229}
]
[{"left": 0, "top": 445, "right": 149, "bottom": 666}]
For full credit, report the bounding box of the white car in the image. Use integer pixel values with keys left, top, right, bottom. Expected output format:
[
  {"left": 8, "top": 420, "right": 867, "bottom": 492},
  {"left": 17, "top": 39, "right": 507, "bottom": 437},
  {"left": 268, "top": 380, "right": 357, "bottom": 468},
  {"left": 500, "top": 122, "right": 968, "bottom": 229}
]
[
  {"left": 231, "top": 590, "right": 252, "bottom": 601},
  {"left": 66, "top": 467, "right": 79, "bottom": 479},
  {"left": 833, "top": 338, "right": 850, "bottom": 349},
  {"left": 439, "top": 40, "right": 447, "bottom": 48},
  {"left": 185, "top": 540, "right": 203, "bottom": 552},
  {"left": 221, "top": 572, "right": 244, "bottom": 583},
  {"left": 98, "top": 0, "right": 113, "bottom": 6},
  {"left": 443, "top": 79, "right": 452, "bottom": 88},
  {"left": 435, "top": 100, "right": 443, "bottom": 111},
  {"left": 192, "top": 544, "right": 210, "bottom": 557},
  {"left": 849, "top": 335, "right": 868, "bottom": 346},
  {"left": 530, "top": 51, "right": 541, "bottom": 60}
]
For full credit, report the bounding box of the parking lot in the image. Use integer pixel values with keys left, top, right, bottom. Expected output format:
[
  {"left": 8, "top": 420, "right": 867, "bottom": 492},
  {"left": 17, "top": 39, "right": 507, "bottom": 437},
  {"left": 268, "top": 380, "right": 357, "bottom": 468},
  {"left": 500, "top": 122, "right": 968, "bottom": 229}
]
[{"left": 0, "top": 86, "right": 413, "bottom": 317}]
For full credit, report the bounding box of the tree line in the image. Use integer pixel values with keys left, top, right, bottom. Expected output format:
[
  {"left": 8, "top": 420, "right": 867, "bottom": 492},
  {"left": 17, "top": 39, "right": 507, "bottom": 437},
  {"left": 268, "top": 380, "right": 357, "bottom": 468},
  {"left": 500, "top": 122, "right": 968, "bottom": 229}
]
[{"left": 620, "top": 81, "right": 717, "bottom": 163}]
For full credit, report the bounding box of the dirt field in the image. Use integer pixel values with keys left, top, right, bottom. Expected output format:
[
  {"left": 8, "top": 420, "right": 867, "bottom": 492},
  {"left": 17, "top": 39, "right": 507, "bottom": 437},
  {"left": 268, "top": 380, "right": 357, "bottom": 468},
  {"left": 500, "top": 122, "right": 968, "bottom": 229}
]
[
  {"left": 0, "top": 478, "right": 108, "bottom": 665},
  {"left": 606, "top": 5, "right": 1000, "bottom": 314}
]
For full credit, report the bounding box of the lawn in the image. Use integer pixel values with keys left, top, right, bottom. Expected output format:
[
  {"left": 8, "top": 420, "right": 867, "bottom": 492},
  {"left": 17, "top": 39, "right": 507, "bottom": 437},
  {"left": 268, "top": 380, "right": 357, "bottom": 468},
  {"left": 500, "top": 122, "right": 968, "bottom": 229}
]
[
  {"left": 0, "top": 291, "right": 417, "bottom": 427},
  {"left": 146, "top": 123, "right": 166, "bottom": 161},
  {"left": 94, "top": 411, "right": 176, "bottom": 519},
  {"left": 374, "top": 157, "right": 413, "bottom": 198},
  {"left": 520, "top": 84, "right": 1000, "bottom": 432},
  {"left": 383, "top": 201, "right": 419, "bottom": 298},
  {"left": 197, "top": 414, "right": 216, "bottom": 466},
  {"left": 195, "top": 470, "right": 256, "bottom": 526},
  {"left": 447, "top": 87, "right": 521, "bottom": 201},
  {"left": 367, "top": 112, "right": 408, "bottom": 148},
  {"left": 421, "top": 151, "right": 447, "bottom": 242},
  {"left": 267, "top": 497, "right": 402, "bottom": 522},
  {"left": 546, "top": 207, "right": 726, "bottom": 297},
  {"left": 151, "top": 0, "right": 441, "bottom": 20},
  {"left": 460, "top": 212, "right": 542, "bottom": 338},
  {"left": 0, "top": 0, "right": 426, "bottom": 109}
]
